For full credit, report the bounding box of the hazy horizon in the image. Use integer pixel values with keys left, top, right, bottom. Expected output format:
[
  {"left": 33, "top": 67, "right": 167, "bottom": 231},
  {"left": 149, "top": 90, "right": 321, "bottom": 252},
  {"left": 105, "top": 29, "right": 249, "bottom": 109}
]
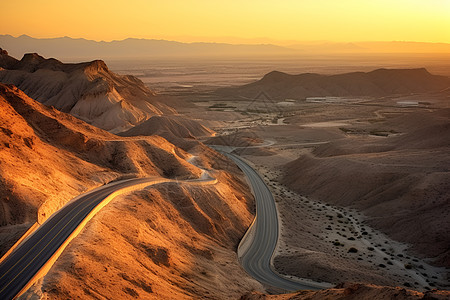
[
  {"left": 4, "top": 33, "right": 450, "bottom": 47},
  {"left": 2, "top": 34, "right": 450, "bottom": 65},
  {"left": 2, "top": 0, "right": 449, "bottom": 44}
]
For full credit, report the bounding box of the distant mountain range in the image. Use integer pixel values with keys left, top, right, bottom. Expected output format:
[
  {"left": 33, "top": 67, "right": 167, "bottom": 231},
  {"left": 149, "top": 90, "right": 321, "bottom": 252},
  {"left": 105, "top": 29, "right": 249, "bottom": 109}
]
[
  {"left": 1, "top": 35, "right": 449, "bottom": 60},
  {"left": 0, "top": 35, "right": 293, "bottom": 60},
  {"left": 219, "top": 68, "right": 450, "bottom": 99},
  {"left": 287, "top": 41, "right": 450, "bottom": 54}
]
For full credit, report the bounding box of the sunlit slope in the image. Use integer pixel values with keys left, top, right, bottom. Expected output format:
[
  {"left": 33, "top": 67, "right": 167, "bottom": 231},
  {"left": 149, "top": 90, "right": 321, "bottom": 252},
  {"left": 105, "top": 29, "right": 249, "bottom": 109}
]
[{"left": 0, "top": 49, "right": 175, "bottom": 132}]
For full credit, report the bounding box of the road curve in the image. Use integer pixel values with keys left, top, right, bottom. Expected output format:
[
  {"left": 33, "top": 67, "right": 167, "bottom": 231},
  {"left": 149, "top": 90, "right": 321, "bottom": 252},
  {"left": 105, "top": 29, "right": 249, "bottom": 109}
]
[
  {"left": 224, "top": 152, "right": 324, "bottom": 291},
  {"left": 0, "top": 175, "right": 215, "bottom": 300}
]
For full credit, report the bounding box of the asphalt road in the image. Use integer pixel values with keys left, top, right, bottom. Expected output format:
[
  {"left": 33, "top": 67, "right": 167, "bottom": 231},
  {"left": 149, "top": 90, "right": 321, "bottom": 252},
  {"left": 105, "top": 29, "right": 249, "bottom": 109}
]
[
  {"left": 224, "top": 152, "right": 322, "bottom": 291},
  {"left": 0, "top": 177, "right": 171, "bottom": 300},
  {"left": 0, "top": 149, "right": 320, "bottom": 298}
]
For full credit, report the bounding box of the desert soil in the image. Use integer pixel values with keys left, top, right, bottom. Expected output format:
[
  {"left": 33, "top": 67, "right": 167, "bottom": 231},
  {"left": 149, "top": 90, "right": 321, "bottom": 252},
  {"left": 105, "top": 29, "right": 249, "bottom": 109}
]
[{"left": 188, "top": 90, "right": 450, "bottom": 292}]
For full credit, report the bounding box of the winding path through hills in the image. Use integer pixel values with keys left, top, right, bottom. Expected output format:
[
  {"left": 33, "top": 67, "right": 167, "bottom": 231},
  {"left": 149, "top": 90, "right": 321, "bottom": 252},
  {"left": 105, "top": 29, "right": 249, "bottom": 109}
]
[
  {"left": 223, "top": 152, "right": 328, "bottom": 291},
  {"left": 0, "top": 146, "right": 327, "bottom": 299},
  {"left": 0, "top": 174, "right": 216, "bottom": 300}
]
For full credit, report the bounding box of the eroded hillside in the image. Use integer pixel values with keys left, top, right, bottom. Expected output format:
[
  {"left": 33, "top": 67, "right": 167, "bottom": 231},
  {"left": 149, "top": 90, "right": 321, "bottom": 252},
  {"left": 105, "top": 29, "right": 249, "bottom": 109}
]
[
  {"left": 0, "top": 49, "right": 175, "bottom": 132},
  {"left": 0, "top": 83, "right": 199, "bottom": 254},
  {"left": 0, "top": 82, "right": 264, "bottom": 299},
  {"left": 283, "top": 109, "right": 450, "bottom": 267},
  {"left": 23, "top": 165, "right": 262, "bottom": 299}
]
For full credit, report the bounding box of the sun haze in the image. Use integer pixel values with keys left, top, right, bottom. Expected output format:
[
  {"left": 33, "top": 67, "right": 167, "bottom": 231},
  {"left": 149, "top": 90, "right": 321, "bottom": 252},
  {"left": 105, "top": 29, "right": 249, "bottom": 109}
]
[{"left": 1, "top": 0, "right": 449, "bottom": 44}]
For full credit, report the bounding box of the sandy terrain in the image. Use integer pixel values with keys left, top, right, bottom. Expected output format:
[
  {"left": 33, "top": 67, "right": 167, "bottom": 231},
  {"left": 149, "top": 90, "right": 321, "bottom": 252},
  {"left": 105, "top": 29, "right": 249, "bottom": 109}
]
[
  {"left": 23, "top": 159, "right": 263, "bottom": 299},
  {"left": 187, "top": 87, "right": 449, "bottom": 293},
  {"left": 0, "top": 81, "right": 266, "bottom": 299},
  {"left": 241, "top": 159, "right": 448, "bottom": 291},
  {"left": 241, "top": 283, "right": 450, "bottom": 300},
  {"left": 281, "top": 108, "right": 450, "bottom": 269},
  {"left": 2, "top": 57, "right": 449, "bottom": 299},
  {"left": 0, "top": 83, "right": 200, "bottom": 256}
]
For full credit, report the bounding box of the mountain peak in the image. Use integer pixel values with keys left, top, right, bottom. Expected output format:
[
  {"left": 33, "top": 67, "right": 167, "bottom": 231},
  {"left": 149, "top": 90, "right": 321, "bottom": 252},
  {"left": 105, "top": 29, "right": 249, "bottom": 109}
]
[
  {"left": 0, "top": 48, "right": 19, "bottom": 69},
  {"left": 18, "top": 34, "right": 33, "bottom": 39},
  {"left": 21, "top": 52, "right": 46, "bottom": 63},
  {"left": 261, "top": 70, "right": 289, "bottom": 82},
  {"left": 83, "top": 60, "right": 109, "bottom": 74},
  {"left": 13, "top": 53, "right": 62, "bottom": 72}
]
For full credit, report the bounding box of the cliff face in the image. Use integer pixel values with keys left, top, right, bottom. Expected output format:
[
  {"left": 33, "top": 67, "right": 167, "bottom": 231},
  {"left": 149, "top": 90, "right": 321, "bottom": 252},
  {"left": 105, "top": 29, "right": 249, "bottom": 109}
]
[{"left": 0, "top": 49, "right": 175, "bottom": 132}]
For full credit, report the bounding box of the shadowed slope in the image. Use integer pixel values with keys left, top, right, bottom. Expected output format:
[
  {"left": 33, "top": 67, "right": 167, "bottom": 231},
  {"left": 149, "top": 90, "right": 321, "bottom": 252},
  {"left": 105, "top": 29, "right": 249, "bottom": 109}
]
[
  {"left": 283, "top": 110, "right": 450, "bottom": 267},
  {"left": 219, "top": 68, "right": 450, "bottom": 99}
]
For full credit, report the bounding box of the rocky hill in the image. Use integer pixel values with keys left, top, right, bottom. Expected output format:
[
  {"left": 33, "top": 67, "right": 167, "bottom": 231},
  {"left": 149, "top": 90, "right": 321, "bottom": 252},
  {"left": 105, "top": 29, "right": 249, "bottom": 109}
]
[
  {"left": 0, "top": 49, "right": 175, "bottom": 132},
  {"left": 219, "top": 68, "right": 450, "bottom": 99},
  {"left": 120, "top": 115, "right": 215, "bottom": 139},
  {"left": 0, "top": 83, "right": 200, "bottom": 227},
  {"left": 0, "top": 82, "right": 261, "bottom": 298}
]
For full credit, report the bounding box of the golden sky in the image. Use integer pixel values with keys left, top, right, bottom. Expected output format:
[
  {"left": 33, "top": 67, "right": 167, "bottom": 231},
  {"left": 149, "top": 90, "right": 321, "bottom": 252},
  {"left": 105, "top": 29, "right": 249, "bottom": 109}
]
[{"left": 1, "top": 0, "right": 449, "bottom": 44}]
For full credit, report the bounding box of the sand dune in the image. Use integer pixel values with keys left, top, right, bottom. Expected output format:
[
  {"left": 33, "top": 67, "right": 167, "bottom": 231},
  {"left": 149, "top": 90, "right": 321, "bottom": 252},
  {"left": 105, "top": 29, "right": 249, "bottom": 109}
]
[{"left": 0, "top": 49, "right": 175, "bottom": 132}]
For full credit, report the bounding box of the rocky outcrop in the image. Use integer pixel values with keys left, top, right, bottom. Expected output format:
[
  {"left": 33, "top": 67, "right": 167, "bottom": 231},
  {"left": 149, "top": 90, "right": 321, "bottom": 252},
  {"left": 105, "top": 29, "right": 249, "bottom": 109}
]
[
  {"left": 0, "top": 83, "right": 199, "bottom": 228},
  {"left": 0, "top": 50, "right": 175, "bottom": 132}
]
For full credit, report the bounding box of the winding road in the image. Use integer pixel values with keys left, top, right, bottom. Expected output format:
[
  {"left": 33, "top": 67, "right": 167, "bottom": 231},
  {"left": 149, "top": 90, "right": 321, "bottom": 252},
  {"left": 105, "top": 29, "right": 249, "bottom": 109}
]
[
  {"left": 224, "top": 152, "right": 325, "bottom": 291},
  {"left": 0, "top": 175, "right": 215, "bottom": 300},
  {"left": 1, "top": 148, "right": 323, "bottom": 299}
]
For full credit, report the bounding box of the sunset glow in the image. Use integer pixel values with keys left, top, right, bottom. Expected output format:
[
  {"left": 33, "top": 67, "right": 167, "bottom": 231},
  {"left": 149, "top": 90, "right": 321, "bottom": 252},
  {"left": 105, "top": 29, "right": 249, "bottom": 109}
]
[{"left": 1, "top": 0, "right": 449, "bottom": 44}]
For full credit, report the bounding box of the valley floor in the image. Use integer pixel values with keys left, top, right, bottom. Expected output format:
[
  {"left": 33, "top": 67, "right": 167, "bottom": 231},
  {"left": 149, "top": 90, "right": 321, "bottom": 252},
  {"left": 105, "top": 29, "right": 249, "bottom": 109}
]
[{"left": 188, "top": 90, "right": 450, "bottom": 292}]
